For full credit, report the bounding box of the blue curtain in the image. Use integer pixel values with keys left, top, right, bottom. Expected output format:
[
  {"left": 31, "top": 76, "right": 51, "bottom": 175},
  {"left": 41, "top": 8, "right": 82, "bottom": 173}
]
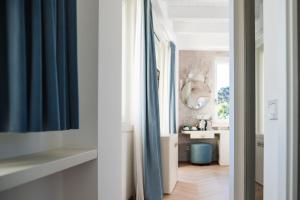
[
  {"left": 0, "top": 0, "right": 79, "bottom": 132},
  {"left": 143, "top": 0, "right": 164, "bottom": 199},
  {"left": 169, "top": 42, "right": 177, "bottom": 134}
]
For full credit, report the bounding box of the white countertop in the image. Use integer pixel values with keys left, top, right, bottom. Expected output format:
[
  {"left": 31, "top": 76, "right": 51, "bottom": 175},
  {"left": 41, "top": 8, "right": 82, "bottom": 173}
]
[
  {"left": 0, "top": 148, "right": 97, "bottom": 192},
  {"left": 181, "top": 130, "right": 229, "bottom": 134}
]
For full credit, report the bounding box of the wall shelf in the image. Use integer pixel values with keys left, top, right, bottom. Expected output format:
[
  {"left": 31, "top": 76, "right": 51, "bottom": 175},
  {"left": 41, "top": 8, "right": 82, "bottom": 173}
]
[{"left": 0, "top": 148, "right": 97, "bottom": 192}]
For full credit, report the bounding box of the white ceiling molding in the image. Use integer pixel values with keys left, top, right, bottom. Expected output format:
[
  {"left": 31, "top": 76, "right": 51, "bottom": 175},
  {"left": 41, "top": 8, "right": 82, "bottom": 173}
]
[
  {"left": 162, "top": 0, "right": 228, "bottom": 7},
  {"left": 152, "top": 0, "right": 177, "bottom": 41},
  {"left": 177, "top": 33, "right": 229, "bottom": 50},
  {"left": 168, "top": 5, "right": 228, "bottom": 20},
  {"left": 173, "top": 19, "right": 229, "bottom": 34},
  {"left": 154, "top": 0, "right": 229, "bottom": 50}
]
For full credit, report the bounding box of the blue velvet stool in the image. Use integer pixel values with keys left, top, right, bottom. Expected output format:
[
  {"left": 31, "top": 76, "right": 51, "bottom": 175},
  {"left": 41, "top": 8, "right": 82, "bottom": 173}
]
[{"left": 190, "top": 143, "right": 213, "bottom": 164}]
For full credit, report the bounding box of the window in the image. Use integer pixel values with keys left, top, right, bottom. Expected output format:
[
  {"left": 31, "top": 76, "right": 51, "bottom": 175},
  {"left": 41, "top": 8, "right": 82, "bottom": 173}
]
[{"left": 214, "top": 58, "right": 230, "bottom": 125}]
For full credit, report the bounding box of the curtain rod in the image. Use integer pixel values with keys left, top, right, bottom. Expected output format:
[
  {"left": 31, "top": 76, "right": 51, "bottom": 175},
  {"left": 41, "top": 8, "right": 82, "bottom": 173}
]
[{"left": 154, "top": 31, "right": 160, "bottom": 42}]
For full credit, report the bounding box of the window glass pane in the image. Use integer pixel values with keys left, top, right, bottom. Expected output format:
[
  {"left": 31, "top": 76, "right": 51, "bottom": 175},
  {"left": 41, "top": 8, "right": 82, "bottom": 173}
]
[{"left": 215, "top": 59, "right": 230, "bottom": 122}]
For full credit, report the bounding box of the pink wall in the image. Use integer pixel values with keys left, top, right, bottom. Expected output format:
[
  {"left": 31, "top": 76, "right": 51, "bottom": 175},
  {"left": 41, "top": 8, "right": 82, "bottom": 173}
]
[
  {"left": 178, "top": 50, "right": 228, "bottom": 129},
  {"left": 178, "top": 50, "right": 228, "bottom": 162}
]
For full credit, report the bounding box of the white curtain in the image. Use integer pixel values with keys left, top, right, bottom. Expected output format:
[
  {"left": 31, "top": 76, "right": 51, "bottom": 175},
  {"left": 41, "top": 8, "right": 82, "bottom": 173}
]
[
  {"left": 157, "top": 42, "right": 171, "bottom": 136},
  {"left": 126, "top": 0, "right": 145, "bottom": 199},
  {"left": 126, "top": 0, "right": 169, "bottom": 198}
]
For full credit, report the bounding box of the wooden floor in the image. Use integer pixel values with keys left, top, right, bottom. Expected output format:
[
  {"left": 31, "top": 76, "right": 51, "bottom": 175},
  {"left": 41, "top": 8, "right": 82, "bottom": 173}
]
[
  {"left": 164, "top": 163, "right": 229, "bottom": 200},
  {"left": 163, "top": 163, "right": 263, "bottom": 200},
  {"left": 255, "top": 183, "right": 263, "bottom": 200}
]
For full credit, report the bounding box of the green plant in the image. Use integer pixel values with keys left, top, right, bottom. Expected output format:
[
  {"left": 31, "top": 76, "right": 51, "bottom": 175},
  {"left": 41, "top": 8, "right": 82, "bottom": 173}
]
[
  {"left": 217, "top": 102, "right": 229, "bottom": 119},
  {"left": 216, "top": 87, "right": 230, "bottom": 119}
]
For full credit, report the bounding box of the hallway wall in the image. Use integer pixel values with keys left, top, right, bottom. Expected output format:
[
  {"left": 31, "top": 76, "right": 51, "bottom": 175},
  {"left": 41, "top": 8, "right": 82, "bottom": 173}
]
[
  {"left": 0, "top": 0, "right": 99, "bottom": 199},
  {"left": 264, "top": 0, "right": 289, "bottom": 199}
]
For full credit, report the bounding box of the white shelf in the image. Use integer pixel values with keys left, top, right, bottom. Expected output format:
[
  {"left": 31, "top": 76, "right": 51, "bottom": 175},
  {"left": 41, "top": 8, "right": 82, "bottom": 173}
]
[{"left": 0, "top": 148, "right": 97, "bottom": 192}]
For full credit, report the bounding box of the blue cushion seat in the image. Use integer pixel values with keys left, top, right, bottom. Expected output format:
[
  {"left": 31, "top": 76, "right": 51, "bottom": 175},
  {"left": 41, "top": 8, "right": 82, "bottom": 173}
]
[{"left": 190, "top": 143, "right": 213, "bottom": 164}]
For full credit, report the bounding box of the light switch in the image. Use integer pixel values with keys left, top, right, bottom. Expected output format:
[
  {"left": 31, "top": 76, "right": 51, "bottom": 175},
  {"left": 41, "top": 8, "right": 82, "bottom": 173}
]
[{"left": 268, "top": 99, "right": 278, "bottom": 120}]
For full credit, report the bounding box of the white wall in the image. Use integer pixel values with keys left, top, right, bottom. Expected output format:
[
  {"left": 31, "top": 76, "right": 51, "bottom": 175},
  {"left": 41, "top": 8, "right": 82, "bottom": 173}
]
[
  {"left": 63, "top": 0, "right": 99, "bottom": 149},
  {"left": 0, "top": 173, "right": 63, "bottom": 200},
  {"left": 0, "top": 133, "right": 62, "bottom": 159},
  {"left": 230, "top": 0, "right": 245, "bottom": 199},
  {"left": 0, "top": 0, "right": 100, "bottom": 199},
  {"left": 98, "top": 0, "right": 123, "bottom": 199},
  {"left": 63, "top": 0, "right": 99, "bottom": 199},
  {"left": 63, "top": 161, "right": 98, "bottom": 200},
  {"left": 122, "top": 129, "right": 134, "bottom": 200},
  {"left": 264, "top": 0, "right": 288, "bottom": 199}
]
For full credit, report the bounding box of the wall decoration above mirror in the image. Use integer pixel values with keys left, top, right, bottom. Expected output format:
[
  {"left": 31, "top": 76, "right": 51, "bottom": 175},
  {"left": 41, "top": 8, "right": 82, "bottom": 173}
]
[
  {"left": 178, "top": 51, "right": 229, "bottom": 140},
  {"left": 180, "top": 64, "right": 212, "bottom": 110}
]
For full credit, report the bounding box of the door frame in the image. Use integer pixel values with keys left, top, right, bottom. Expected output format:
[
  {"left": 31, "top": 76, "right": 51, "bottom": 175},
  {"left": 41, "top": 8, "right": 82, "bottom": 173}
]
[
  {"left": 243, "top": 0, "right": 256, "bottom": 199},
  {"left": 288, "top": 0, "right": 298, "bottom": 199},
  {"left": 230, "top": 0, "right": 299, "bottom": 199},
  {"left": 229, "top": 0, "right": 255, "bottom": 199}
]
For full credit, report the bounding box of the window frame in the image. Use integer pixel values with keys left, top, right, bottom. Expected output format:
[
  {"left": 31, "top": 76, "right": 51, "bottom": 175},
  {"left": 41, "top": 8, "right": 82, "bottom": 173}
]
[{"left": 213, "top": 57, "right": 230, "bottom": 127}]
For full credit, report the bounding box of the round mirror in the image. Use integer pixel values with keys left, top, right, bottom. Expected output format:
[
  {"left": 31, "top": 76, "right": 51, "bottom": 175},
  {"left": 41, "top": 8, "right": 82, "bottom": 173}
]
[{"left": 181, "top": 80, "right": 210, "bottom": 110}]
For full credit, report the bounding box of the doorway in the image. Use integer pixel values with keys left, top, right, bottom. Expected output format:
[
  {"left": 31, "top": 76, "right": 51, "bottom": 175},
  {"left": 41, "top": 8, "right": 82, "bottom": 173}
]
[{"left": 152, "top": 0, "right": 232, "bottom": 198}]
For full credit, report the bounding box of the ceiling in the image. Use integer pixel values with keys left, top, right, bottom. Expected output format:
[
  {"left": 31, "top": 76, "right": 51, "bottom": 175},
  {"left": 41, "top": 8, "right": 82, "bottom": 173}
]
[{"left": 160, "top": 0, "right": 230, "bottom": 50}]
